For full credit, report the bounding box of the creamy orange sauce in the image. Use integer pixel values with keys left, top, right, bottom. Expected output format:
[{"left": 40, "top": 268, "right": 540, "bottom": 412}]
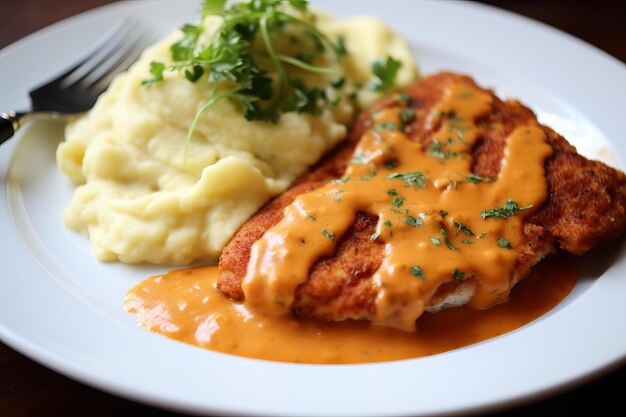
[
  {"left": 125, "top": 256, "right": 577, "bottom": 364},
  {"left": 125, "top": 81, "right": 575, "bottom": 363},
  {"left": 243, "top": 84, "right": 553, "bottom": 329}
]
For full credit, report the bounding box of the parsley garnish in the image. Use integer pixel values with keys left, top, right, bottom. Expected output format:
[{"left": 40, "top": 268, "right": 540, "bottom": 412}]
[
  {"left": 387, "top": 188, "right": 398, "bottom": 196},
  {"left": 462, "top": 239, "right": 473, "bottom": 245},
  {"left": 385, "top": 159, "right": 398, "bottom": 170},
  {"left": 375, "top": 122, "right": 402, "bottom": 132},
  {"left": 370, "top": 232, "right": 380, "bottom": 241},
  {"left": 440, "top": 210, "right": 448, "bottom": 217},
  {"left": 429, "top": 236, "right": 441, "bottom": 246},
  {"left": 410, "top": 266, "right": 426, "bottom": 279},
  {"left": 498, "top": 237, "right": 513, "bottom": 249},
  {"left": 144, "top": 0, "right": 349, "bottom": 161},
  {"left": 391, "top": 195, "right": 405, "bottom": 207},
  {"left": 308, "top": 214, "right": 316, "bottom": 221},
  {"left": 440, "top": 228, "right": 457, "bottom": 250},
  {"left": 401, "top": 216, "right": 423, "bottom": 227},
  {"left": 331, "top": 176, "right": 350, "bottom": 184},
  {"left": 321, "top": 229, "right": 334, "bottom": 240},
  {"left": 351, "top": 152, "right": 367, "bottom": 164},
  {"left": 453, "top": 221, "right": 474, "bottom": 236},
  {"left": 384, "top": 220, "right": 392, "bottom": 227},
  {"left": 465, "top": 174, "right": 488, "bottom": 184},
  {"left": 330, "top": 76, "right": 345, "bottom": 89},
  {"left": 400, "top": 108, "right": 415, "bottom": 124},
  {"left": 452, "top": 268, "right": 465, "bottom": 281},
  {"left": 142, "top": 62, "right": 166, "bottom": 87},
  {"left": 369, "top": 56, "right": 402, "bottom": 92},
  {"left": 396, "top": 93, "right": 410, "bottom": 105},
  {"left": 386, "top": 171, "right": 426, "bottom": 188},
  {"left": 481, "top": 199, "right": 533, "bottom": 219},
  {"left": 429, "top": 139, "right": 459, "bottom": 159}
]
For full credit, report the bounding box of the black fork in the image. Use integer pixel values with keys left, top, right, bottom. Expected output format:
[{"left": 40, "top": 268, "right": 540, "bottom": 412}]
[{"left": 1, "top": 21, "right": 151, "bottom": 144}]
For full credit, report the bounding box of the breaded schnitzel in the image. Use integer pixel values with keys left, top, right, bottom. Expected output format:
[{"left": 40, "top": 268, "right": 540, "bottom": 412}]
[{"left": 217, "top": 72, "right": 626, "bottom": 329}]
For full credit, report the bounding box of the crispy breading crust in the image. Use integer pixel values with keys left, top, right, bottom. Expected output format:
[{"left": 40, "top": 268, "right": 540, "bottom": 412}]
[{"left": 218, "top": 72, "right": 626, "bottom": 322}]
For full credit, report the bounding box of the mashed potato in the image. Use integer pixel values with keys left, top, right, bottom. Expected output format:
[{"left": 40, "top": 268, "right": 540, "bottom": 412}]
[{"left": 57, "top": 11, "right": 418, "bottom": 265}]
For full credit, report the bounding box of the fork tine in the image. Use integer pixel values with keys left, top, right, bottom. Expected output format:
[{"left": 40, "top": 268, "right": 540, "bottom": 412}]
[
  {"left": 87, "top": 34, "right": 152, "bottom": 95},
  {"left": 31, "top": 20, "right": 130, "bottom": 91},
  {"left": 59, "top": 21, "right": 139, "bottom": 89}
]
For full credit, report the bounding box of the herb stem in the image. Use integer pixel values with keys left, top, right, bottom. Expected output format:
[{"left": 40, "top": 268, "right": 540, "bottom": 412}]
[
  {"left": 276, "top": 54, "right": 334, "bottom": 74},
  {"left": 277, "top": 12, "right": 343, "bottom": 57},
  {"left": 259, "top": 14, "right": 288, "bottom": 110},
  {"left": 184, "top": 86, "right": 229, "bottom": 163}
]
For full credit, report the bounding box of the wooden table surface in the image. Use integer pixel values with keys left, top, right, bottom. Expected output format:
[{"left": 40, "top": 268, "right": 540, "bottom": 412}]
[{"left": 1, "top": 1, "right": 624, "bottom": 416}]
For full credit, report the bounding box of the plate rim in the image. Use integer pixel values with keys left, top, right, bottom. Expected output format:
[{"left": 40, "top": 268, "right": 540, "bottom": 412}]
[{"left": 1, "top": 1, "right": 626, "bottom": 416}]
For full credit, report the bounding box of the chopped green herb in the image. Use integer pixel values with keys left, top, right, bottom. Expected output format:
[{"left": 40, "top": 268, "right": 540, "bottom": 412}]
[
  {"left": 387, "top": 188, "right": 398, "bottom": 196},
  {"left": 429, "top": 139, "right": 459, "bottom": 159},
  {"left": 384, "top": 220, "right": 392, "bottom": 227},
  {"left": 481, "top": 199, "right": 533, "bottom": 219},
  {"left": 327, "top": 96, "right": 341, "bottom": 106},
  {"left": 351, "top": 152, "right": 367, "bottom": 164},
  {"left": 143, "top": 61, "right": 168, "bottom": 87},
  {"left": 453, "top": 221, "right": 474, "bottom": 236},
  {"left": 370, "top": 232, "right": 380, "bottom": 241},
  {"left": 331, "top": 176, "right": 350, "bottom": 184},
  {"left": 478, "top": 232, "right": 487, "bottom": 239},
  {"left": 321, "top": 229, "right": 335, "bottom": 240},
  {"left": 183, "top": 63, "right": 203, "bottom": 82},
  {"left": 440, "top": 228, "right": 458, "bottom": 250},
  {"left": 400, "top": 108, "right": 415, "bottom": 124},
  {"left": 440, "top": 210, "right": 448, "bottom": 217},
  {"left": 144, "top": 0, "right": 350, "bottom": 161},
  {"left": 410, "top": 265, "right": 426, "bottom": 279},
  {"left": 330, "top": 76, "right": 345, "bottom": 89},
  {"left": 369, "top": 55, "right": 402, "bottom": 92},
  {"left": 336, "top": 35, "right": 348, "bottom": 55},
  {"left": 462, "top": 239, "right": 473, "bottom": 245},
  {"left": 308, "top": 214, "right": 316, "bottom": 221},
  {"left": 498, "top": 237, "right": 513, "bottom": 249},
  {"left": 452, "top": 268, "right": 465, "bottom": 281},
  {"left": 375, "top": 122, "right": 402, "bottom": 132},
  {"left": 385, "top": 159, "right": 398, "bottom": 169},
  {"left": 391, "top": 195, "right": 406, "bottom": 207},
  {"left": 386, "top": 171, "right": 426, "bottom": 188},
  {"left": 401, "top": 216, "right": 423, "bottom": 227},
  {"left": 465, "top": 174, "right": 488, "bottom": 184},
  {"left": 429, "top": 236, "right": 441, "bottom": 246},
  {"left": 396, "top": 93, "right": 410, "bottom": 105},
  {"left": 448, "top": 124, "right": 470, "bottom": 134},
  {"left": 449, "top": 179, "right": 457, "bottom": 189}
]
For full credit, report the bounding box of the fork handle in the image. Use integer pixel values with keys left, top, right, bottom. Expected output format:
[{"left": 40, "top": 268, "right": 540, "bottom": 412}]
[{"left": 1, "top": 111, "right": 24, "bottom": 145}]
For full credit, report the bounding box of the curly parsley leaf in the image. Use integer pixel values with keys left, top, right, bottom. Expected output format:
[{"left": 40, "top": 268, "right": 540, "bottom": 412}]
[
  {"left": 142, "top": 61, "right": 167, "bottom": 86},
  {"left": 498, "top": 237, "right": 513, "bottom": 249},
  {"left": 452, "top": 268, "right": 465, "bottom": 281},
  {"left": 386, "top": 171, "right": 426, "bottom": 188},
  {"left": 481, "top": 199, "right": 533, "bottom": 219},
  {"left": 369, "top": 56, "right": 402, "bottom": 92},
  {"left": 410, "top": 266, "right": 426, "bottom": 279}
]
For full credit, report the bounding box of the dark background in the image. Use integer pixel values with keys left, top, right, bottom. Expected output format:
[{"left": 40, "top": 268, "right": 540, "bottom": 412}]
[{"left": 1, "top": 1, "right": 625, "bottom": 416}]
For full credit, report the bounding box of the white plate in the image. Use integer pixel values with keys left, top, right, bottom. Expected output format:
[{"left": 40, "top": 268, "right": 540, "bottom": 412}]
[{"left": 1, "top": 1, "right": 625, "bottom": 415}]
